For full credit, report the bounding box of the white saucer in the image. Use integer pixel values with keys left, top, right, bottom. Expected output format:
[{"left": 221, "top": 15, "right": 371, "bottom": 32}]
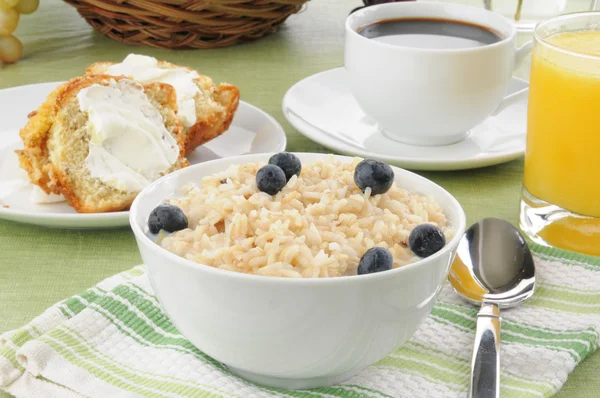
[
  {"left": 283, "top": 67, "right": 528, "bottom": 171},
  {"left": 0, "top": 82, "right": 286, "bottom": 229}
]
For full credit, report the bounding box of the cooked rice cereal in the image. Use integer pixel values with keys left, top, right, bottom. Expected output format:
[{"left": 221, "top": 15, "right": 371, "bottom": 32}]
[{"left": 159, "top": 156, "right": 453, "bottom": 278}]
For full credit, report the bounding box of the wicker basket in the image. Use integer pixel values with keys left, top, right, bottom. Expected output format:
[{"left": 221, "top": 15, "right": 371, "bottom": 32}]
[{"left": 63, "top": 0, "right": 309, "bottom": 49}]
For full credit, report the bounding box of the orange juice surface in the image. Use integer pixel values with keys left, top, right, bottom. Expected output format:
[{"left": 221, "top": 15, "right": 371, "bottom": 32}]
[{"left": 524, "top": 31, "right": 600, "bottom": 217}]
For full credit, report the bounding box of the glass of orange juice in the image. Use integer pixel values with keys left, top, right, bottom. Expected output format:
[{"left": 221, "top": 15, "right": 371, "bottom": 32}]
[{"left": 520, "top": 12, "right": 600, "bottom": 256}]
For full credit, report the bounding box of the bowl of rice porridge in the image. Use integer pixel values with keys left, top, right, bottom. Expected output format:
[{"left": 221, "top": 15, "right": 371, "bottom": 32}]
[{"left": 130, "top": 152, "right": 466, "bottom": 389}]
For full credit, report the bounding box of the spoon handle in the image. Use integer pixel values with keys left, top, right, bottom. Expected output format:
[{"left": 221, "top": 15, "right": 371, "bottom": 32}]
[{"left": 469, "top": 303, "right": 501, "bottom": 398}]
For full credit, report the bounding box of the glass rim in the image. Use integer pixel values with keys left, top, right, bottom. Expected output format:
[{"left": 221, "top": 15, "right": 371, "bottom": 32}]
[{"left": 535, "top": 11, "right": 600, "bottom": 60}]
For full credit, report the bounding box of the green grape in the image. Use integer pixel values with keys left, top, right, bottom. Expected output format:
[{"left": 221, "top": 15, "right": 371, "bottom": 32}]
[
  {"left": 0, "top": 34, "right": 22, "bottom": 63},
  {"left": 0, "top": 7, "right": 19, "bottom": 35},
  {"left": 16, "top": 0, "right": 38, "bottom": 14},
  {"left": 0, "top": 0, "right": 19, "bottom": 10}
]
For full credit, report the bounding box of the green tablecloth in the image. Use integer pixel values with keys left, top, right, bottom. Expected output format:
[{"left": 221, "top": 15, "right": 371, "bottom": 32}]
[{"left": 0, "top": 1, "right": 597, "bottom": 396}]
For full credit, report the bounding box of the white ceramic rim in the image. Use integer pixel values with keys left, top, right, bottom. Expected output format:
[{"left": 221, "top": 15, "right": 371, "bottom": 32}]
[
  {"left": 345, "top": 1, "right": 517, "bottom": 53},
  {"left": 0, "top": 209, "right": 128, "bottom": 221},
  {"left": 130, "top": 152, "right": 467, "bottom": 285}
]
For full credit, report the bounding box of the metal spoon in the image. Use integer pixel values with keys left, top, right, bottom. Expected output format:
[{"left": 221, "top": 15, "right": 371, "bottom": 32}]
[{"left": 449, "top": 218, "right": 536, "bottom": 398}]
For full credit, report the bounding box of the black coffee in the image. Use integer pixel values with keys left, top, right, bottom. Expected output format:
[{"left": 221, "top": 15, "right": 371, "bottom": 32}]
[{"left": 358, "top": 18, "right": 503, "bottom": 49}]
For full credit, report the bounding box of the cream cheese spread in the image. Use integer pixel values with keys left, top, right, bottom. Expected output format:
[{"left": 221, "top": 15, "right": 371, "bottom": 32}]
[
  {"left": 77, "top": 79, "right": 179, "bottom": 193},
  {"left": 106, "top": 54, "right": 200, "bottom": 128}
]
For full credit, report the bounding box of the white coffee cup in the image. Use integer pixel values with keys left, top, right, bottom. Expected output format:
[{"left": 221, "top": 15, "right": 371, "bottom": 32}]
[{"left": 345, "top": 1, "right": 531, "bottom": 146}]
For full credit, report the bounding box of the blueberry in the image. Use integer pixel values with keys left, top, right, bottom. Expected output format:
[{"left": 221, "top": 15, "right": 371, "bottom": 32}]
[
  {"left": 256, "top": 164, "right": 287, "bottom": 195},
  {"left": 408, "top": 224, "right": 446, "bottom": 258},
  {"left": 268, "top": 152, "right": 302, "bottom": 182},
  {"left": 358, "top": 247, "right": 393, "bottom": 275},
  {"left": 354, "top": 159, "right": 394, "bottom": 195},
  {"left": 148, "top": 204, "right": 188, "bottom": 234}
]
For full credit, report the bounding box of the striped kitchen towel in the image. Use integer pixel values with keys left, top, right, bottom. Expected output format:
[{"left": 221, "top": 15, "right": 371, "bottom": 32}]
[{"left": 1, "top": 244, "right": 600, "bottom": 398}]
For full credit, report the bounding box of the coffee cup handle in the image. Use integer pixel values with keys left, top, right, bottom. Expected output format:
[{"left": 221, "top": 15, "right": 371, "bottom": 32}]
[{"left": 492, "top": 40, "right": 533, "bottom": 116}]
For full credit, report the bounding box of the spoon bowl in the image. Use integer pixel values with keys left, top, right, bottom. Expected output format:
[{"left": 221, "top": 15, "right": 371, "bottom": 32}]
[
  {"left": 450, "top": 218, "right": 536, "bottom": 307},
  {"left": 449, "top": 218, "right": 536, "bottom": 398}
]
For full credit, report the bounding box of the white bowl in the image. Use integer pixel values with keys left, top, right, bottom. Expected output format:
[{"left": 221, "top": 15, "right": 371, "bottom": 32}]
[{"left": 130, "top": 153, "right": 466, "bottom": 389}]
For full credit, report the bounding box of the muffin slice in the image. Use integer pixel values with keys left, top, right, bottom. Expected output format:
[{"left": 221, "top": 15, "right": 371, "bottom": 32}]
[
  {"left": 17, "top": 75, "right": 189, "bottom": 213},
  {"left": 86, "top": 54, "right": 240, "bottom": 154}
]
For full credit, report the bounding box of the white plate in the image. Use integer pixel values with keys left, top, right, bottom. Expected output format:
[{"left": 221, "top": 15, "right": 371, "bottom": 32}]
[
  {"left": 283, "top": 67, "right": 528, "bottom": 171},
  {"left": 0, "top": 82, "right": 286, "bottom": 229}
]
